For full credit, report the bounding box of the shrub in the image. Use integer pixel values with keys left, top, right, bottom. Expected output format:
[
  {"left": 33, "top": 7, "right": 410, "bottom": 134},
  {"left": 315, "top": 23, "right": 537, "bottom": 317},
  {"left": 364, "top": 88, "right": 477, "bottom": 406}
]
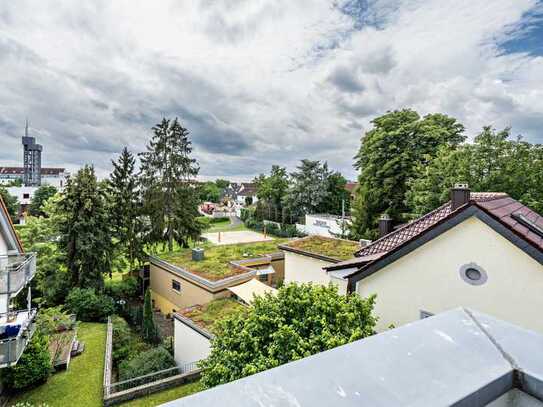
[
  {"left": 66, "top": 288, "right": 115, "bottom": 322},
  {"left": 105, "top": 277, "right": 140, "bottom": 302},
  {"left": 118, "top": 346, "right": 176, "bottom": 382},
  {"left": 3, "top": 332, "right": 51, "bottom": 390},
  {"left": 111, "top": 315, "right": 150, "bottom": 365},
  {"left": 35, "top": 306, "right": 75, "bottom": 335}
]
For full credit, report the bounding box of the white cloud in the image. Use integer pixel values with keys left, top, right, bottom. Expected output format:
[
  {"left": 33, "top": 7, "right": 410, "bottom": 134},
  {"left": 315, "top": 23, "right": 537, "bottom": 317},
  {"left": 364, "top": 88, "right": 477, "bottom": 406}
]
[{"left": 0, "top": 0, "right": 541, "bottom": 180}]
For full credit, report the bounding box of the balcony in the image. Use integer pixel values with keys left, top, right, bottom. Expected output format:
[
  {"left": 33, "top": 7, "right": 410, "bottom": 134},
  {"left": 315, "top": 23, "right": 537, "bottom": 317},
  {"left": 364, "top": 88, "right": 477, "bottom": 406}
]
[
  {"left": 0, "top": 309, "right": 37, "bottom": 367},
  {"left": 0, "top": 253, "right": 37, "bottom": 296}
]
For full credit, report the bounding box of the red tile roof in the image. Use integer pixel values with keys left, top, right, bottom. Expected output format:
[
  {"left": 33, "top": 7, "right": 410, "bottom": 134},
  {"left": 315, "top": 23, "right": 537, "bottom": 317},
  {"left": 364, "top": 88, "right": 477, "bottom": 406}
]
[{"left": 0, "top": 167, "right": 65, "bottom": 175}]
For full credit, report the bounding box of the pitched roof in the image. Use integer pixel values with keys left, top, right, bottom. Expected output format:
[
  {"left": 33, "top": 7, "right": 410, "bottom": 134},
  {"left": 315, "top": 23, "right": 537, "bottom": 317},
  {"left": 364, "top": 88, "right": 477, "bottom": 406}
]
[
  {"left": 0, "top": 195, "right": 24, "bottom": 253},
  {"left": 326, "top": 192, "right": 543, "bottom": 276}
]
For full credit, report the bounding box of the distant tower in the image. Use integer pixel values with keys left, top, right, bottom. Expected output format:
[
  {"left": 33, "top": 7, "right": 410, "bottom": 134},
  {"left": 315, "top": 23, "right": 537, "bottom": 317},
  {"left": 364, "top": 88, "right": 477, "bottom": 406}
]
[{"left": 21, "top": 119, "right": 42, "bottom": 187}]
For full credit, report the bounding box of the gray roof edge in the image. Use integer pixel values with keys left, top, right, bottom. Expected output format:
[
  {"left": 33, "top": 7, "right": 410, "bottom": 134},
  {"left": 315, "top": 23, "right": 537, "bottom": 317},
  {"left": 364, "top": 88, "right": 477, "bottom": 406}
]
[{"left": 173, "top": 313, "right": 215, "bottom": 340}]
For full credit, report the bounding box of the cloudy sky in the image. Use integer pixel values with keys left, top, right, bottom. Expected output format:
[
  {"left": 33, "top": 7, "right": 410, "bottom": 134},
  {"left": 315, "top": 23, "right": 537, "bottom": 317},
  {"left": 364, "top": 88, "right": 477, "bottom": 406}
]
[{"left": 1, "top": 1, "right": 542, "bottom": 181}]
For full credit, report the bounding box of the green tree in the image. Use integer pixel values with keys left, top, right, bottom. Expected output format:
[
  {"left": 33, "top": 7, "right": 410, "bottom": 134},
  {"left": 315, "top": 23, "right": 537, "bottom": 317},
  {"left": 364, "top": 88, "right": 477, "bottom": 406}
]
[
  {"left": 214, "top": 179, "right": 230, "bottom": 190},
  {"left": 351, "top": 110, "right": 465, "bottom": 239},
  {"left": 140, "top": 118, "right": 203, "bottom": 251},
  {"left": 142, "top": 289, "right": 159, "bottom": 343},
  {"left": 2, "top": 332, "right": 51, "bottom": 390},
  {"left": 318, "top": 171, "right": 351, "bottom": 215},
  {"left": 406, "top": 127, "right": 543, "bottom": 216},
  {"left": 57, "top": 165, "right": 113, "bottom": 290},
  {"left": 200, "top": 283, "right": 376, "bottom": 388},
  {"left": 283, "top": 160, "right": 333, "bottom": 220},
  {"left": 0, "top": 187, "right": 18, "bottom": 222},
  {"left": 28, "top": 185, "right": 57, "bottom": 217},
  {"left": 108, "top": 147, "right": 144, "bottom": 271},
  {"left": 199, "top": 181, "right": 221, "bottom": 203}
]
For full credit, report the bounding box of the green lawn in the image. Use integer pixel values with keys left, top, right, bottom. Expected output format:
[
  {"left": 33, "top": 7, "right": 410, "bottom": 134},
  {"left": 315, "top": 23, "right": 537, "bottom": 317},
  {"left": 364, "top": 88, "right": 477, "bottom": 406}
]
[
  {"left": 205, "top": 221, "right": 248, "bottom": 233},
  {"left": 120, "top": 380, "right": 204, "bottom": 407},
  {"left": 9, "top": 323, "right": 107, "bottom": 407}
]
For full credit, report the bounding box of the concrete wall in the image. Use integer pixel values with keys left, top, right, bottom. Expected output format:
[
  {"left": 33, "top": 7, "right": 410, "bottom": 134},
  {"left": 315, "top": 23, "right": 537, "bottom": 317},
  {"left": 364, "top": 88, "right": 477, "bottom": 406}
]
[
  {"left": 356, "top": 216, "right": 543, "bottom": 333},
  {"left": 283, "top": 252, "right": 346, "bottom": 294},
  {"left": 174, "top": 318, "right": 211, "bottom": 366},
  {"left": 296, "top": 215, "right": 350, "bottom": 238},
  {"left": 150, "top": 263, "right": 230, "bottom": 314}
]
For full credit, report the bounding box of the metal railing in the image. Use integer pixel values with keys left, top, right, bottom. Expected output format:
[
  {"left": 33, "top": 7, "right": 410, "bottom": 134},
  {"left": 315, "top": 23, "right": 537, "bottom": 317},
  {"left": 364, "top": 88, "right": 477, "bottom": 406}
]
[
  {"left": 108, "top": 361, "right": 200, "bottom": 394},
  {"left": 0, "top": 253, "right": 37, "bottom": 295},
  {"left": 0, "top": 308, "right": 37, "bottom": 367}
]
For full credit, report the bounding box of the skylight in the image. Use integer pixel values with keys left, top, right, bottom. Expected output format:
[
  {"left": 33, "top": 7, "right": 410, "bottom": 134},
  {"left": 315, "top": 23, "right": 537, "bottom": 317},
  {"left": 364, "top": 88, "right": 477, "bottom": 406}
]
[{"left": 512, "top": 213, "right": 543, "bottom": 238}]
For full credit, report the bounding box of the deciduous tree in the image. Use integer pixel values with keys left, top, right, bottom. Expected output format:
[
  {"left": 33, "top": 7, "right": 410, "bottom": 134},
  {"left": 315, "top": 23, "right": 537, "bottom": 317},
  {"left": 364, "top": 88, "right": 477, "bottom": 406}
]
[{"left": 28, "top": 185, "right": 57, "bottom": 217}]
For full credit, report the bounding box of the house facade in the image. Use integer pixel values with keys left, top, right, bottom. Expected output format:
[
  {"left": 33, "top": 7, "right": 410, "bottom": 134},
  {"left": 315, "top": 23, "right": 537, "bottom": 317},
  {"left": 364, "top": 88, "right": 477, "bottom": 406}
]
[
  {"left": 295, "top": 214, "right": 352, "bottom": 238},
  {"left": 327, "top": 186, "right": 543, "bottom": 333},
  {"left": 0, "top": 167, "right": 69, "bottom": 189},
  {"left": 0, "top": 196, "right": 37, "bottom": 367}
]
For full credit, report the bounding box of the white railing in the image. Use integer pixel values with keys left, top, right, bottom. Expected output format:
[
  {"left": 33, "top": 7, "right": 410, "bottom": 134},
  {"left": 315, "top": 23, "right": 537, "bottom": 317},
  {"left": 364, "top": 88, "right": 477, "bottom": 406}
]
[{"left": 0, "top": 253, "right": 37, "bottom": 295}]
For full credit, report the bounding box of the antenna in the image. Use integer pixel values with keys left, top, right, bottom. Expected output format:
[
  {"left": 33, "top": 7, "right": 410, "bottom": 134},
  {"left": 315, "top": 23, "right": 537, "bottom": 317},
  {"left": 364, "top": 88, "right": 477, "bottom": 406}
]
[{"left": 25, "top": 118, "right": 29, "bottom": 137}]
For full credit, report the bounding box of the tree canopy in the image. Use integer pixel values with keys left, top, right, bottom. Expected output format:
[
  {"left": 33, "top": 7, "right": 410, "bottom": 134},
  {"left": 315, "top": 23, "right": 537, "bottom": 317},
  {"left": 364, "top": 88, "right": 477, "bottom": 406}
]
[
  {"left": 0, "top": 187, "right": 18, "bottom": 222},
  {"left": 350, "top": 109, "right": 465, "bottom": 238},
  {"left": 28, "top": 184, "right": 57, "bottom": 217},
  {"left": 140, "top": 117, "right": 203, "bottom": 251},
  {"left": 200, "top": 283, "right": 376, "bottom": 388}
]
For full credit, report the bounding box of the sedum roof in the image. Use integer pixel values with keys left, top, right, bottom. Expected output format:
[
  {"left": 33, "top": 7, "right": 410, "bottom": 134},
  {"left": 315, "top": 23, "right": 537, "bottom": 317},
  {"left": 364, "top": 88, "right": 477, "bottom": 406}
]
[{"left": 279, "top": 236, "right": 360, "bottom": 262}]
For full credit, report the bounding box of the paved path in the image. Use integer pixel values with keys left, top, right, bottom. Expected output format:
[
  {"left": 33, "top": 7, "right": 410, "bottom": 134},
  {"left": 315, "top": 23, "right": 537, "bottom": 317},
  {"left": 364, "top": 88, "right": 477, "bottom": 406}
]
[{"left": 202, "top": 230, "right": 273, "bottom": 245}]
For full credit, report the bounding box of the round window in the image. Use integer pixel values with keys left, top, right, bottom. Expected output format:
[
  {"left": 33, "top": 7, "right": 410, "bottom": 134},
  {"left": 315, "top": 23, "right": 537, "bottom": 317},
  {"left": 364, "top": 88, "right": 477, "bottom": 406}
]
[
  {"left": 465, "top": 268, "right": 482, "bottom": 281},
  {"left": 459, "top": 263, "right": 487, "bottom": 286}
]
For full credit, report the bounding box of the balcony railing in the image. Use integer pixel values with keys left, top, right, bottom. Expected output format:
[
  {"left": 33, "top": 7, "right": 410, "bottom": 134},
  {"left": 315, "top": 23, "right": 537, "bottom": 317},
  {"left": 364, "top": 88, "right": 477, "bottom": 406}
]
[
  {"left": 0, "top": 308, "right": 37, "bottom": 367},
  {"left": 0, "top": 253, "right": 37, "bottom": 295}
]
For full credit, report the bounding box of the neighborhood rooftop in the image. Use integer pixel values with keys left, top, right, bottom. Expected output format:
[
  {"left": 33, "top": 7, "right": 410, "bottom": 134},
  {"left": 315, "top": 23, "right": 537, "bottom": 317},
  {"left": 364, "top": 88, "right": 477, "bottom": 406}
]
[
  {"left": 176, "top": 298, "right": 244, "bottom": 336},
  {"left": 279, "top": 235, "right": 360, "bottom": 261},
  {"left": 156, "top": 240, "right": 285, "bottom": 281},
  {"left": 162, "top": 308, "right": 543, "bottom": 407}
]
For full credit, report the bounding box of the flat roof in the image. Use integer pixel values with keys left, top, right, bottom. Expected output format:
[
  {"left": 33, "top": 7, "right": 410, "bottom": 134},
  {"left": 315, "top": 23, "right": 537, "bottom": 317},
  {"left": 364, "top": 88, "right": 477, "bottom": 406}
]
[
  {"left": 279, "top": 236, "right": 359, "bottom": 262},
  {"left": 177, "top": 298, "right": 244, "bottom": 335},
  {"left": 162, "top": 308, "right": 543, "bottom": 407},
  {"left": 157, "top": 240, "right": 286, "bottom": 281}
]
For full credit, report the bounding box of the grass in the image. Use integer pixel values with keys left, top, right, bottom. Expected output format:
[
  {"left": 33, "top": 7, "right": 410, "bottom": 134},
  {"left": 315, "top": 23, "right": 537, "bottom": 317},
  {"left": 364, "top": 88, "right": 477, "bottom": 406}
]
[
  {"left": 180, "top": 298, "right": 245, "bottom": 334},
  {"left": 10, "top": 322, "right": 106, "bottom": 407},
  {"left": 206, "top": 222, "right": 248, "bottom": 233},
  {"left": 119, "top": 380, "right": 204, "bottom": 407},
  {"left": 158, "top": 239, "right": 287, "bottom": 281},
  {"left": 280, "top": 235, "right": 359, "bottom": 260}
]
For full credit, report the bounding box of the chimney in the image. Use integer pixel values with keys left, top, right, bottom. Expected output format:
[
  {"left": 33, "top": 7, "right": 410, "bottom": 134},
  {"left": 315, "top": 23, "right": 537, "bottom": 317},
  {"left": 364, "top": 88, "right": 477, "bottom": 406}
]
[
  {"left": 378, "top": 213, "right": 393, "bottom": 238},
  {"left": 451, "top": 183, "right": 470, "bottom": 211},
  {"left": 192, "top": 248, "right": 205, "bottom": 261}
]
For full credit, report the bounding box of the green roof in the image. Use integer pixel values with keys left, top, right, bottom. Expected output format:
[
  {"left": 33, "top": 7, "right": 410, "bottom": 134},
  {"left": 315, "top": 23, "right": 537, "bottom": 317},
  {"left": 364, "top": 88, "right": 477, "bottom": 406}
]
[
  {"left": 180, "top": 298, "right": 244, "bottom": 334},
  {"left": 280, "top": 236, "right": 359, "bottom": 261},
  {"left": 157, "top": 240, "right": 287, "bottom": 281}
]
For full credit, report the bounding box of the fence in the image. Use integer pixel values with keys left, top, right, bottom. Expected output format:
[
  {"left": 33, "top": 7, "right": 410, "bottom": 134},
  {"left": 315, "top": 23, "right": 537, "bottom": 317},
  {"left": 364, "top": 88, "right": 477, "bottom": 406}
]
[{"left": 103, "top": 317, "right": 202, "bottom": 406}]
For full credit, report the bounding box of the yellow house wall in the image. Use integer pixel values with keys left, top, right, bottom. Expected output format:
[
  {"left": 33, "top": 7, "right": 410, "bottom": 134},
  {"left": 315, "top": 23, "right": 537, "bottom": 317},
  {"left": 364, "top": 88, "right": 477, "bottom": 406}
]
[
  {"left": 150, "top": 263, "right": 230, "bottom": 314},
  {"left": 356, "top": 216, "right": 543, "bottom": 333}
]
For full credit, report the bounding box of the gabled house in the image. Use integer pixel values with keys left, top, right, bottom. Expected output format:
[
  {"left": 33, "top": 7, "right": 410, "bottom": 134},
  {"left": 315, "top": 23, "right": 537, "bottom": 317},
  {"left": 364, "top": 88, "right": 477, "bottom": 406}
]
[
  {"left": 0, "top": 196, "right": 37, "bottom": 367},
  {"left": 325, "top": 185, "right": 543, "bottom": 332}
]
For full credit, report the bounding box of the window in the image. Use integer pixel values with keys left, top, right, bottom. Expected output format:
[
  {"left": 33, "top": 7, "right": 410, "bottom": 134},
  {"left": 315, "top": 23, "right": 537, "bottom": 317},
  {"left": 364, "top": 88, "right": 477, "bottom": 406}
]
[
  {"left": 420, "top": 310, "right": 434, "bottom": 319},
  {"left": 171, "top": 280, "right": 181, "bottom": 292},
  {"left": 23, "top": 193, "right": 30, "bottom": 199},
  {"left": 512, "top": 212, "right": 543, "bottom": 238},
  {"left": 459, "top": 263, "right": 487, "bottom": 286}
]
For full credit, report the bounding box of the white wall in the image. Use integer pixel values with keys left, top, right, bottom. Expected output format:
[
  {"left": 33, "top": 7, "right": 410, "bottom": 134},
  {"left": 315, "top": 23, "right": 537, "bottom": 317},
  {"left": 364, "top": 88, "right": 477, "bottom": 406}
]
[
  {"left": 174, "top": 318, "right": 212, "bottom": 367},
  {"left": 297, "top": 215, "right": 350, "bottom": 238},
  {"left": 356, "top": 216, "right": 543, "bottom": 333},
  {"left": 283, "top": 252, "right": 347, "bottom": 294}
]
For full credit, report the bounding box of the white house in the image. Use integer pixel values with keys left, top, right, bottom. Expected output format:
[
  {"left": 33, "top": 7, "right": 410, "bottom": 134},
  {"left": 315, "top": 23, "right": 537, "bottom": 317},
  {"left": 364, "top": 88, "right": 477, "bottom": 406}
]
[
  {"left": 326, "top": 185, "right": 543, "bottom": 333},
  {"left": 278, "top": 236, "right": 361, "bottom": 294},
  {"left": 0, "top": 167, "right": 69, "bottom": 189},
  {"left": 296, "top": 214, "right": 352, "bottom": 238}
]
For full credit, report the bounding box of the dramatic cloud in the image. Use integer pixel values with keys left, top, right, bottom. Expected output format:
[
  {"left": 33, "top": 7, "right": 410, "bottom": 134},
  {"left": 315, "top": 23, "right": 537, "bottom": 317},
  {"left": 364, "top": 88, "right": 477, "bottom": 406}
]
[{"left": 0, "top": 0, "right": 542, "bottom": 180}]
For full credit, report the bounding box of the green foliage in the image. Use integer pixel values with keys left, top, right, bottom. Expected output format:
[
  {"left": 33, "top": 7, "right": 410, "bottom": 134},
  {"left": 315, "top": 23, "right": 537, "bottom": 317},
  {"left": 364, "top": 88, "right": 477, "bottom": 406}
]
[
  {"left": 254, "top": 165, "right": 289, "bottom": 209},
  {"left": 108, "top": 147, "right": 145, "bottom": 271},
  {"left": 214, "top": 179, "right": 230, "bottom": 190},
  {"left": 3, "top": 332, "right": 51, "bottom": 390},
  {"left": 35, "top": 306, "right": 75, "bottom": 335},
  {"left": 199, "top": 181, "right": 221, "bottom": 203},
  {"left": 66, "top": 288, "right": 114, "bottom": 322},
  {"left": 200, "top": 283, "right": 377, "bottom": 388},
  {"left": 142, "top": 289, "right": 159, "bottom": 343},
  {"left": 57, "top": 165, "right": 113, "bottom": 290},
  {"left": 111, "top": 315, "right": 150, "bottom": 365},
  {"left": 139, "top": 118, "right": 203, "bottom": 251},
  {"left": 28, "top": 185, "right": 57, "bottom": 217},
  {"left": 105, "top": 277, "right": 140, "bottom": 303},
  {"left": 351, "top": 109, "right": 465, "bottom": 239},
  {"left": 406, "top": 127, "right": 543, "bottom": 216},
  {"left": 0, "top": 187, "right": 18, "bottom": 222},
  {"left": 118, "top": 346, "right": 176, "bottom": 382}
]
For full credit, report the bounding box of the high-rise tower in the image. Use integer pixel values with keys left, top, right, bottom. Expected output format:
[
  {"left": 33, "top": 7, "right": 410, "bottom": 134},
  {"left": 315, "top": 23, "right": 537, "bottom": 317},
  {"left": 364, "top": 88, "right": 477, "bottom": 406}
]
[{"left": 21, "top": 120, "right": 42, "bottom": 187}]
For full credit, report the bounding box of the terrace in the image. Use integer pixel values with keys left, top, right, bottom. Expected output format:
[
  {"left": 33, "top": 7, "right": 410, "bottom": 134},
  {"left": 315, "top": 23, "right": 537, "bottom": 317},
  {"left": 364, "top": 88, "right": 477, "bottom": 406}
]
[
  {"left": 0, "top": 308, "right": 37, "bottom": 367},
  {"left": 279, "top": 236, "right": 360, "bottom": 262},
  {"left": 156, "top": 240, "right": 286, "bottom": 282}
]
